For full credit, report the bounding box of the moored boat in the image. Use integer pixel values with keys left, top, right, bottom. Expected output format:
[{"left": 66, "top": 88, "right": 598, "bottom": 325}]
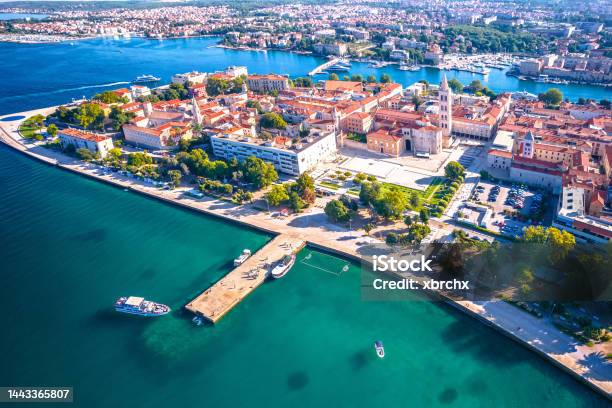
[
  {"left": 114, "top": 296, "right": 170, "bottom": 316},
  {"left": 374, "top": 340, "right": 385, "bottom": 358},
  {"left": 234, "top": 249, "right": 252, "bottom": 266},
  {"left": 270, "top": 254, "right": 296, "bottom": 279}
]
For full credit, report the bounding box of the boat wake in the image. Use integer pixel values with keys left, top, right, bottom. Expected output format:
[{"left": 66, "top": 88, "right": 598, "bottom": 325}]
[{"left": 0, "top": 81, "right": 131, "bottom": 101}]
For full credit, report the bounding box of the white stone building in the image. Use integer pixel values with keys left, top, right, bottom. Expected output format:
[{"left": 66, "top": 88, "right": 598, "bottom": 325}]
[{"left": 211, "top": 130, "right": 337, "bottom": 175}]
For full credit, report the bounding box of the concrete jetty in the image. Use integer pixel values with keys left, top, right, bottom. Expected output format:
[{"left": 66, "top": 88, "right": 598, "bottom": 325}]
[{"left": 185, "top": 234, "right": 305, "bottom": 323}]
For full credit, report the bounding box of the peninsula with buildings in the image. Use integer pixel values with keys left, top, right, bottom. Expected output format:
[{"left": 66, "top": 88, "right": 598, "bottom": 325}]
[
  {"left": 1, "top": 60, "right": 611, "bottom": 397},
  {"left": 0, "top": 0, "right": 611, "bottom": 404}
]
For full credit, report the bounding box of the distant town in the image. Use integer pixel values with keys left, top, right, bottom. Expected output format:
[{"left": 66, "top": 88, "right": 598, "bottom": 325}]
[{"left": 1, "top": 0, "right": 611, "bottom": 86}]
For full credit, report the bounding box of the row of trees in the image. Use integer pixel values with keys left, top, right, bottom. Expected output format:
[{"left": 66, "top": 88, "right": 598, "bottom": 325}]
[
  {"left": 138, "top": 82, "right": 191, "bottom": 103},
  {"left": 265, "top": 173, "right": 316, "bottom": 212},
  {"left": 205, "top": 75, "right": 246, "bottom": 97},
  {"left": 328, "top": 72, "right": 392, "bottom": 84},
  {"left": 447, "top": 78, "right": 496, "bottom": 98},
  {"left": 53, "top": 103, "right": 132, "bottom": 132},
  {"left": 54, "top": 103, "right": 106, "bottom": 130},
  {"left": 93, "top": 91, "right": 128, "bottom": 104}
]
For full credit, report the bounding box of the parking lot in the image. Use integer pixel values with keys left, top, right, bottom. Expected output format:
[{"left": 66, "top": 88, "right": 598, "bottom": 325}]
[{"left": 470, "top": 181, "right": 546, "bottom": 238}]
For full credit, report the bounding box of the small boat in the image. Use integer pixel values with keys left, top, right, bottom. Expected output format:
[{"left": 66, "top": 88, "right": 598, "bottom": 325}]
[
  {"left": 233, "top": 249, "right": 252, "bottom": 266},
  {"left": 133, "top": 74, "right": 161, "bottom": 83},
  {"left": 270, "top": 254, "right": 296, "bottom": 279},
  {"left": 374, "top": 340, "right": 385, "bottom": 358},
  {"left": 114, "top": 296, "right": 170, "bottom": 316}
]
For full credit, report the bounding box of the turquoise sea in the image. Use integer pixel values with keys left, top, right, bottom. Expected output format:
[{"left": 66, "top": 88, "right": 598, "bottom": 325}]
[
  {"left": 0, "top": 35, "right": 610, "bottom": 407},
  {"left": 0, "top": 36, "right": 610, "bottom": 116},
  {"left": 0, "top": 144, "right": 609, "bottom": 406}
]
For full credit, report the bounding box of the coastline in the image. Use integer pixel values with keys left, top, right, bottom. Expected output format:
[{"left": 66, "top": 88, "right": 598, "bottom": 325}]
[{"left": 0, "top": 108, "right": 610, "bottom": 400}]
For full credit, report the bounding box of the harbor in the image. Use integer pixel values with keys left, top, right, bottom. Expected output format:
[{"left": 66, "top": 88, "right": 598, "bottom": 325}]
[{"left": 186, "top": 234, "right": 305, "bottom": 323}]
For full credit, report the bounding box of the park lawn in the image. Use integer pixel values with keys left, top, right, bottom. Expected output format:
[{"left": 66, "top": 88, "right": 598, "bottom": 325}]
[
  {"left": 320, "top": 181, "right": 340, "bottom": 190},
  {"left": 381, "top": 177, "right": 443, "bottom": 211},
  {"left": 18, "top": 123, "right": 41, "bottom": 139}
]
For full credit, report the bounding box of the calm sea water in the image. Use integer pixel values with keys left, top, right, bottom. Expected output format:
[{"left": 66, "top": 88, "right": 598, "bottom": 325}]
[
  {"left": 0, "top": 13, "right": 48, "bottom": 21},
  {"left": 0, "top": 144, "right": 609, "bottom": 407},
  {"left": 0, "top": 36, "right": 610, "bottom": 116}
]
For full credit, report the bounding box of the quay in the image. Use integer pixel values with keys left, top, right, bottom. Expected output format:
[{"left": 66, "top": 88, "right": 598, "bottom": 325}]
[
  {"left": 308, "top": 57, "right": 342, "bottom": 76},
  {"left": 185, "top": 234, "right": 305, "bottom": 323}
]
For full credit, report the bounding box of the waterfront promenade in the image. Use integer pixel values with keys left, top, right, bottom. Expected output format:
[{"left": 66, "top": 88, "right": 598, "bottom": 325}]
[
  {"left": 0, "top": 108, "right": 610, "bottom": 399},
  {"left": 186, "top": 234, "right": 305, "bottom": 323}
]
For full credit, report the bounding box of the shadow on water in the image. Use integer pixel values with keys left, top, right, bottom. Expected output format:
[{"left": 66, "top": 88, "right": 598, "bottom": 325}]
[
  {"left": 89, "top": 308, "right": 150, "bottom": 329},
  {"left": 72, "top": 228, "right": 107, "bottom": 243},
  {"left": 440, "top": 319, "right": 525, "bottom": 367},
  {"left": 464, "top": 375, "right": 489, "bottom": 397},
  {"left": 349, "top": 349, "right": 370, "bottom": 371},
  {"left": 140, "top": 267, "right": 157, "bottom": 280},
  {"left": 287, "top": 371, "right": 309, "bottom": 391},
  {"left": 438, "top": 387, "right": 459, "bottom": 404}
]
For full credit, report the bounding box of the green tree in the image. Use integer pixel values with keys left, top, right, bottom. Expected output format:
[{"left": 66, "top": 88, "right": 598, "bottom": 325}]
[
  {"left": 444, "top": 161, "right": 465, "bottom": 180},
  {"left": 93, "top": 91, "right": 127, "bottom": 104},
  {"left": 296, "top": 173, "right": 315, "bottom": 195},
  {"left": 373, "top": 189, "right": 407, "bottom": 219},
  {"left": 380, "top": 73, "right": 392, "bottom": 83},
  {"left": 324, "top": 199, "right": 350, "bottom": 222},
  {"left": 359, "top": 181, "right": 382, "bottom": 206},
  {"left": 206, "top": 77, "right": 231, "bottom": 96},
  {"left": 266, "top": 184, "right": 289, "bottom": 206},
  {"left": 448, "top": 78, "right": 463, "bottom": 93},
  {"left": 386, "top": 232, "right": 399, "bottom": 245},
  {"left": 366, "top": 75, "right": 377, "bottom": 83},
  {"left": 467, "top": 80, "right": 484, "bottom": 93},
  {"left": 293, "top": 77, "right": 314, "bottom": 87},
  {"left": 46, "top": 123, "right": 58, "bottom": 137},
  {"left": 260, "top": 112, "right": 287, "bottom": 130},
  {"left": 548, "top": 227, "right": 576, "bottom": 261},
  {"left": 76, "top": 103, "right": 105, "bottom": 130},
  {"left": 76, "top": 147, "right": 96, "bottom": 161},
  {"left": 409, "top": 193, "right": 421, "bottom": 209},
  {"left": 350, "top": 74, "right": 363, "bottom": 82},
  {"left": 406, "top": 223, "right": 431, "bottom": 245},
  {"left": 419, "top": 208, "right": 430, "bottom": 223},
  {"left": 246, "top": 99, "right": 264, "bottom": 114},
  {"left": 241, "top": 156, "right": 278, "bottom": 189},
  {"left": 168, "top": 170, "right": 182, "bottom": 187},
  {"left": 109, "top": 106, "right": 135, "bottom": 131},
  {"left": 538, "top": 88, "right": 563, "bottom": 106},
  {"left": 522, "top": 225, "right": 549, "bottom": 243},
  {"left": 288, "top": 191, "right": 306, "bottom": 212},
  {"left": 329, "top": 73, "right": 339, "bottom": 81},
  {"left": 107, "top": 147, "right": 122, "bottom": 163},
  {"left": 128, "top": 151, "right": 153, "bottom": 167}
]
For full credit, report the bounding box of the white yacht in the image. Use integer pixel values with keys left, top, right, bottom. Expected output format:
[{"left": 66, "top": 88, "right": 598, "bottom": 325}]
[{"left": 234, "top": 249, "right": 252, "bottom": 266}]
